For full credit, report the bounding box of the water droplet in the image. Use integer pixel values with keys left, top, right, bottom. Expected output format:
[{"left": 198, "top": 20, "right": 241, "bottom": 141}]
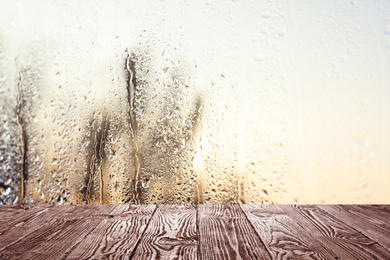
[
  {"left": 261, "top": 11, "right": 271, "bottom": 18},
  {"left": 278, "top": 26, "right": 287, "bottom": 36},
  {"left": 255, "top": 53, "right": 267, "bottom": 61},
  {"left": 385, "top": 39, "right": 390, "bottom": 49},
  {"left": 142, "top": 177, "right": 150, "bottom": 188},
  {"left": 385, "top": 24, "right": 390, "bottom": 35},
  {"left": 1, "top": 186, "right": 9, "bottom": 195}
]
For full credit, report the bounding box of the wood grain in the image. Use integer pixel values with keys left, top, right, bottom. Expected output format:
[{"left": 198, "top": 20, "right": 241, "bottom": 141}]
[
  {"left": 1, "top": 204, "right": 390, "bottom": 259},
  {"left": 65, "top": 205, "right": 156, "bottom": 259},
  {"left": 0, "top": 205, "right": 33, "bottom": 226},
  {"left": 281, "top": 205, "right": 390, "bottom": 259},
  {"left": 318, "top": 205, "right": 390, "bottom": 250},
  {"left": 349, "top": 205, "right": 390, "bottom": 226},
  {"left": 198, "top": 204, "right": 271, "bottom": 260},
  {"left": 29, "top": 205, "right": 125, "bottom": 260},
  {"left": 0, "top": 205, "right": 69, "bottom": 250},
  {"left": 0, "top": 205, "right": 122, "bottom": 260},
  {"left": 0, "top": 205, "right": 52, "bottom": 233},
  {"left": 131, "top": 204, "right": 197, "bottom": 259},
  {"left": 241, "top": 204, "right": 335, "bottom": 259}
]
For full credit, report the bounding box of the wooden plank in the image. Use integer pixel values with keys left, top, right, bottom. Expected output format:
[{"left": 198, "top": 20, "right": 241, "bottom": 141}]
[
  {"left": 1, "top": 204, "right": 389, "bottom": 259},
  {"left": 0, "top": 205, "right": 53, "bottom": 233},
  {"left": 0, "top": 205, "right": 122, "bottom": 259},
  {"left": 0, "top": 205, "right": 94, "bottom": 255},
  {"left": 131, "top": 205, "right": 197, "bottom": 259},
  {"left": 241, "top": 204, "right": 335, "bottom": 259},
  {"left": 65, "top": 205, "right": 156, "bottom": 259},
  {"left": 0, "top": 205, "right": 30, "bottom": 225},
  {"left": 0, "top": 205, "right": 71, "bottom": 250},
  {"left": 359, "top": 204, "right": 390, "bottom": 215},
  {"left": 0, "top": 205, "right": 35, "bottom": 228},
  {"left": 27, "top": 205, "right": 125, "bottom": 259},
  {"left": 281, "top": 205, "right": 390, "bottom": 259},
  {"left": 199, "top": 204, "right": 271, "bottom": 260},
  {"left": 348, "top": 205, "right": 390, "bottom": 226},
  {"left": 318, "top": 205, "right": 390, "bottom": 249}
]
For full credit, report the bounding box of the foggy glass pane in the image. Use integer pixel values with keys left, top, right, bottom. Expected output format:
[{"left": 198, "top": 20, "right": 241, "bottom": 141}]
[{"left": 0, "top": 0, "right": 389, "bottom": 204}]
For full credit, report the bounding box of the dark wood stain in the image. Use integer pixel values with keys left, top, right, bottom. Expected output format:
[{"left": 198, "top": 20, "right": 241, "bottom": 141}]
[
  {"left": 349, "top": 205, "right": 390, "bottom": 226},
  {"left": 132, "top": 205, "right": 197, "bottom": 259},
  {"left": 281, "top": 205, "right": 390, "bottom": 259},
  {"left": 0, "top": 205, "right": 389, "bottom": 259},
  {"left": 318, "top": 205, "right": 390, "bottom": 249},
  {"left": 0, "top": 205, "right": 52, "bottom": 232},
  {"left": 66, "top": 205, "right": 156, "bottom": 259},
  {"left": 0, "top": 205, "right": 119, "bottom": 259},
  {"left": 241, "top": 204, "right": 335, "bottom": 259},
  {"left": 198, "top": 204, "right": 271, "bottom": 260}
]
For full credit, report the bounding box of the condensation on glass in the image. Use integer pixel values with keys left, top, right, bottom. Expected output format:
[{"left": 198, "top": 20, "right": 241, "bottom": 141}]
[{"left": 1, "top": 0, "right": 390, "bottom": 205}]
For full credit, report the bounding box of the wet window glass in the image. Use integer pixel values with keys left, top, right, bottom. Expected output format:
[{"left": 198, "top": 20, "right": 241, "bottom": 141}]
[{"left": 1, "top": 0, "right": 390, "bottom": 204}]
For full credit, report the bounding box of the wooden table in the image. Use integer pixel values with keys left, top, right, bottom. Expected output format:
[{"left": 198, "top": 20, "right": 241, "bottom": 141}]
[{"left": 0, "top": 205, "right": 389, "bottom": 259}]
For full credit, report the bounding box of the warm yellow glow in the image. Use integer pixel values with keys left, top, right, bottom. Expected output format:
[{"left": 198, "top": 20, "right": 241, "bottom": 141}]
[{"left": 0, "top": 0, "right": 389, "bottom": 204}]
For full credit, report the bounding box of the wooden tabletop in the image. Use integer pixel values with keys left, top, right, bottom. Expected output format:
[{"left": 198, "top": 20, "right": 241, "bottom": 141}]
[{"left": 0, "top": 204, "right": 389, "bottom": 259}]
